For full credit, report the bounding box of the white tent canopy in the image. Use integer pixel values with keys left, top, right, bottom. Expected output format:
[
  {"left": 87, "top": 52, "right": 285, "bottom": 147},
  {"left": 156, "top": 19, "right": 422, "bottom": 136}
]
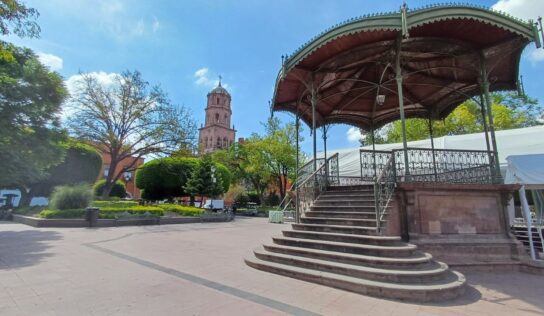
[
  {"left": 505, "top": 154, "right": 544, "bottom": 189},
  {"left": 318, "top": 126, "right": 544, "bottom": 177}
]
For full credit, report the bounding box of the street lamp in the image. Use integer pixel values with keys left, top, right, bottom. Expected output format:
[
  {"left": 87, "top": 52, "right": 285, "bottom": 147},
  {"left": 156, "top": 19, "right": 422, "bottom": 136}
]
[{"left": 376, "top": 94, "right": 386, "bottom": 106}]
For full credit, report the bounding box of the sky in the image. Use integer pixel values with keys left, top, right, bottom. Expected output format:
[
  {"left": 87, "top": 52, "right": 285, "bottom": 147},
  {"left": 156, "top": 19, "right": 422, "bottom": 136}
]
[{"left": 3, "top": 0, "right": 544, "bottom": 155}]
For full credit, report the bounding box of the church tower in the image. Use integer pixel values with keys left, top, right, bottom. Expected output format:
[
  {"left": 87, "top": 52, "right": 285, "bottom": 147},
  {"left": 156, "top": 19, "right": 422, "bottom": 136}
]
[{"left": 198, "top": 78, "right": 236, "bottom": 154}]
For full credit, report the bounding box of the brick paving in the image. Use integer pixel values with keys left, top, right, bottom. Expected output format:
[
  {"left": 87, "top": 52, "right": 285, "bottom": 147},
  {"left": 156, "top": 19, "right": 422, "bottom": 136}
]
[{"left": 1, "top": 218, "right": 543, "bottom": 315}]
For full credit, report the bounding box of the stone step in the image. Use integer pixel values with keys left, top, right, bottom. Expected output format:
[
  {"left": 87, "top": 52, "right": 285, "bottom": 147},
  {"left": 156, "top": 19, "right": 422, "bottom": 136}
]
[
  {"left": 253, "top": 247, "right": 450, "bottom": 284},
  {"left": 301, "top": 216, "right": 377, "bottom": 226},
  {"left": 326, "top": 185, "right": 374, "bottom": 191},
  {"left": 244, "top": 257, "right": 466, "bottom": 302},
  {"left": 263, "top": 244, "right": 435, "bottom": 270},
  {"left": 292, "top": 223, "right": 378, "bottom": 235},
  {"left": 272, "top": 235, "right": 417, "bottom": 257},
  {"left": 305, "top": 211, "right": 376, "bottom": 219},
  {"left": 321, "top": 191, "right": 374, "bottom": 197},
  {"left": 282, "top": 230, "right": 400, "bottom": 246},
  {"left": 310, "top": 205, "right": 377, "bottom": 212},
  {"left": 314, "top": 199, "right": 376, "bottom": 207}
]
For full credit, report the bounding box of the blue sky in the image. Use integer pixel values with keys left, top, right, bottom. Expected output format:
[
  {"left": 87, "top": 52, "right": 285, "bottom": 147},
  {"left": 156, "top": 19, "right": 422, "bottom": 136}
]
[{"left": 3, "top": 0, "right": 544, "bottom": 155}]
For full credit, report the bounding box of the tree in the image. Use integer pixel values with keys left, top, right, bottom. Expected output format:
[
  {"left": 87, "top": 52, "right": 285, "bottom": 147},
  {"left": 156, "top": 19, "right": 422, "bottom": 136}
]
[
  {"left": 68, "top": 70, "right": 197, "bottom": 197},
  {"left": 0, "top": 41, "right": 68, "bottom": 189},
  {"left": 255, "top": 117, "right": 298, "bottom": 203},
  {"left": 184, "top": 155, "right": 223, "bottom": 201},
  {"left": 0, "top": 0, "right": 40, "bottom": 38},
  {"left": 361, "top": 92, "right": 542, "bottom": 144},
  {"left": 135, "top": 157, "right": 199, "bottom": 201},
  {"left": 18, "top": 141, "right": 103, "bottom": 207}
]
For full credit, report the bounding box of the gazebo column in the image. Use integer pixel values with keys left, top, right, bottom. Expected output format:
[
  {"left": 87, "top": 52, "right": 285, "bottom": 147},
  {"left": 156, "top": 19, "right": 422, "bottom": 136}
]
[
  {"left": 322, "top": 125, "right": 328, "bottom": 183},
  {"left": 295, "top": 110, "right": 300, "bottom": 223},
  {"left": 371, "top": 123, "right": 377, "bottom": 179},
  {"left": 428, "top": 116, "right": 438, "bottom": 181},
  {"left": 311, "top": 79, "right": 318, "bottom": 173},
  {"left": 395, "top": 35, "right": 410, "bottom": 178},
  {"left": 479, "top": 94, "right": 494, "bottom": 181},
  {"left": 479, "top": 55, "right": 502, "bottom": 183}
]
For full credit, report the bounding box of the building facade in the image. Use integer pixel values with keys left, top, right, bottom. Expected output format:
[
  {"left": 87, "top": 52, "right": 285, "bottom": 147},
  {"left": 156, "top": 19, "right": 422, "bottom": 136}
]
[{"left": 198, "top": 81, "right": 236, "bottom": 154}]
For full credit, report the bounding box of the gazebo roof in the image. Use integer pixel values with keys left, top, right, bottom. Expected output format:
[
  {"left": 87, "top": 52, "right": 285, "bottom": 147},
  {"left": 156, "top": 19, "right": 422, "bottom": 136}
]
[{"left": 272, "top": 4, "right": 539, "bottom": 130}]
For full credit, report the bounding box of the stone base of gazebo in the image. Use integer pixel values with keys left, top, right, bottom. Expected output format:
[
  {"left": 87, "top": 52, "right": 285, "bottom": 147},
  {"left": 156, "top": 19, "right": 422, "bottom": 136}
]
[{"left": 385, "top": 183, "right": 528, "bottom": 268}]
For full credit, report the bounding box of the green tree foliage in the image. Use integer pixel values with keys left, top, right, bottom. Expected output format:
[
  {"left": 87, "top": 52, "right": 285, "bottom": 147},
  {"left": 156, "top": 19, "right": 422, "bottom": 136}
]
[
  {"left": 0, "top": 41, "right": 68, "bottom": 188},
  {"left": 68, "top": 70, "right": 197, "bottom": 198},
  {"left": 18, "top": 142, "right": 103, "bottom": 207},
  {"left": 93, "top": 180, "right": 126, "bottom": 198},
  {"left": 184, "top": 155, "right": 223, "bottom": 199},
  {"left": 0, "top": 0, "right": 40, "bottom": 38},
  {"left": 135, "top": 157, "right": 199, "bottom": 200},
  {"left": 361, "top": 92, "right": 542, "bottom": 145}
]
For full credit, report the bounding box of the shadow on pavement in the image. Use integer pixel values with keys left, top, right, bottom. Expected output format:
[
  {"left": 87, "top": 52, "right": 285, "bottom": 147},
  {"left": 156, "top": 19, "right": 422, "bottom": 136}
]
[{"left": 0, "top": 226, "right": 62, "bottom": 270}]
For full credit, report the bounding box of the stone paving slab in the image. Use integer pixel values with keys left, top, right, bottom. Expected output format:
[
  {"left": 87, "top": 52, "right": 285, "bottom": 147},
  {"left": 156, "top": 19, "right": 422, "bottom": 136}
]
[{"left": 1, "top": 218, "right": 544, "bottom": 315}]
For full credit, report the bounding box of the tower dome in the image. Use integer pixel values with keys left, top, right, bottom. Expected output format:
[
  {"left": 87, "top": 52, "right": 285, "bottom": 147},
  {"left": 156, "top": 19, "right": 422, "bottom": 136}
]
[{"left": 207, "top": 77, "right": 230, "bottom": 97}]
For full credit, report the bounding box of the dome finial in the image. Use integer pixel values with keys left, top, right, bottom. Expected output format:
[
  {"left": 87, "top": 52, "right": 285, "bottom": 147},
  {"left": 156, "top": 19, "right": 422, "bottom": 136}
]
[{"left": 218, "top": 75, "right": 222, "bottom": 87}]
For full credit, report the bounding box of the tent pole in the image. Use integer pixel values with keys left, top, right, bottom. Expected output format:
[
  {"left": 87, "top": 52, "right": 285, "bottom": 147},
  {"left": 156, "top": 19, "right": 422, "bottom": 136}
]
[
  {"left": 520, "top": 185, "right": 537, "bottom": 260},
  {"left": 428, "top": 115, "right": 438, "bottom": 182},
  {"left": 395, "top": 34, "right": 410, "bottom": 178},
  {"left": 480, "top": 53, "right": 502, "bottom": 183},
  {"left": 371, "top": 124, "right": 377, "bottom": 180}
]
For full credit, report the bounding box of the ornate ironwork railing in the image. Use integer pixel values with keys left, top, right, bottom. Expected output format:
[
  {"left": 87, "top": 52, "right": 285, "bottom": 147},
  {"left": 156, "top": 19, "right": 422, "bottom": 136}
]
[
  {"left": 298, "top": 158, "right": 325, "bottom": 184},
  {"left": 360, "top": 149, "right": 394, "bottom": 182},
  {"left": 374, "top": 154, "right": 396, "bottom": 233},
  {"left": 297, "top": 160, "right": 328, "bottom": 221},
  {"left": 392, "top": 148, "right": 498, "bottom": 184},
  {"left": 326, "top": 153, "right": 340, "bottom": 186}
]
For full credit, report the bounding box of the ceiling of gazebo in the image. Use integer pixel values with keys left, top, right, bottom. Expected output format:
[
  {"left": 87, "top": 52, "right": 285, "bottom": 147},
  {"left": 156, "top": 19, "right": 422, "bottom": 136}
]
[{"left": 272, "top": 4, "right": 538, "bottom": 131}]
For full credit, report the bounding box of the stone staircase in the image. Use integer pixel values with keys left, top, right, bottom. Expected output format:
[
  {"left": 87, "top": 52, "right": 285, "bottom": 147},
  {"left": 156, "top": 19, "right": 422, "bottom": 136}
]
[{"left": 245, "top": 185, "right": 466, "bottom": 302}]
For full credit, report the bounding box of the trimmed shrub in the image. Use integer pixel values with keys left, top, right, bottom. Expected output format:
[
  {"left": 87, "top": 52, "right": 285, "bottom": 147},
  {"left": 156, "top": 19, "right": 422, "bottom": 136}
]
[
  {"left": 39, "top": 209, "right": 86, "bottom": 219},
  {"left": 135, "top": 157, "right": 199, "bottom": 201},
  {"left": 49, "top": 185, "right": 93, "bottom": 210},
  {"left": 93, "top": 180, "right": 126, "bottom": 198},
  {"left": 214, "top": 163, "right": 232, "bottom": 193},
  {"left": 157, "top": 204, "right": 204, "bottom": 217},
  {"left": 91, "top": 200, "right": 138, "bottom": 209}
]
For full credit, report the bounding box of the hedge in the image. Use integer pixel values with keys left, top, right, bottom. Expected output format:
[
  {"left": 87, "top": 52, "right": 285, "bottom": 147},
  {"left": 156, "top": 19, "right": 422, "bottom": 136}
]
[
  {"left": 98, "top": 206, "right": 164, "bottom": 217},
  {"left": 91, "top": 200, "right": 138, "bottom": 208},
  {"left": 157, "top": 204, "right": 205, "bottom": 217},
  {"left": 50, "top": 185, "right": 93, "bottom": 210},
  {"left": 39, "top": 209, "right": 86, "bottom": 219}
]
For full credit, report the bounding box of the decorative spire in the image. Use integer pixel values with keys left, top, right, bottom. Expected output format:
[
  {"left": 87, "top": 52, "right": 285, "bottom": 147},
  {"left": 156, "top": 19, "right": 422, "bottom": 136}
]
[{"left": 218, "top": 75, "right": 222, "bottom": 87}]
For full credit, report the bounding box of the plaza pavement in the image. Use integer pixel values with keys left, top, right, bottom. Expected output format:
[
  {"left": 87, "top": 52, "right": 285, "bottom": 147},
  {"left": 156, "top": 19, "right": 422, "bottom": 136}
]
[{"left": 1, "top": 217, "right": 544, "bottom": 316}]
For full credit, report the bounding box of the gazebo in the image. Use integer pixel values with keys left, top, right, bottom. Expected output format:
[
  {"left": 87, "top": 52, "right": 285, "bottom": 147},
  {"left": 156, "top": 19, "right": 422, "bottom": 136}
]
[{"left": 246, "top": 4, "right": 544, "bottom": 301}]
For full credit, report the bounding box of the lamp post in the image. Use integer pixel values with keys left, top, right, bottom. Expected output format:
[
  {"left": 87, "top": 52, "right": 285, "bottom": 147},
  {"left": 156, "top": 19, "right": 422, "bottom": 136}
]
[{"left": 211, "top": 166, "right": 216, "bottom": 210}]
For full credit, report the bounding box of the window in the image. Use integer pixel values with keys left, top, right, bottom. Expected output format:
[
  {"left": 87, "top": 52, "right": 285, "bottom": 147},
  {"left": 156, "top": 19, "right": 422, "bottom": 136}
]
[
  {"left": 223, "top": 137, "right": 227, "bottom": 148},
  {"left": 103, "top": 166, "right": 110, "bottom": 178},
  {"left": 217, "top": 97, "right": 220, "bottom": 104},
  {"left": 215, "top": 113, "right": 219, "bottom": 123},
  {"left": 205, "top": 137, "right": 208, "bottom": 148}
]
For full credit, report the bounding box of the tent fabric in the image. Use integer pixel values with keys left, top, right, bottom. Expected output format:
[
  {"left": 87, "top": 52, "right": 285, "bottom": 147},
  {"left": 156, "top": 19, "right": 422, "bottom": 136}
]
[
  {"left": 505, "top": 154, "right": 544, "bottom": 187},
  {"left": 317, "top": 126, "right": 544, "bottom": 178}
]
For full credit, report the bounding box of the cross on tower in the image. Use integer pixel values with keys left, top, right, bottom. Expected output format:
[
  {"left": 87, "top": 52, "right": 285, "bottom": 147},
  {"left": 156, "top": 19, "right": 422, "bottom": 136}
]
[{"left": 218, "top": 75, "right": 222, "bottom": 86}]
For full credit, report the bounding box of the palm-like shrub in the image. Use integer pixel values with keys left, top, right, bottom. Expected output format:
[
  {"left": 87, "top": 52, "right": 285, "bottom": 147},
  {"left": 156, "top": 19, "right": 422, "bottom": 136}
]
[{"left": 50, "top": 185, "right": 93, "bottom": 210}]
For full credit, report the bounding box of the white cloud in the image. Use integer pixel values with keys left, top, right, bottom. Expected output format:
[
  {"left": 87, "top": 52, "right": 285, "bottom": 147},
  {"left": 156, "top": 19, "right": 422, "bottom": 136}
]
[
  {"left": 194, "top": 67, "right": 229, "bottom": 89},
  {"left": 492, "top": 0, "right": 544, "bottom": 21},
  {"left": 346, "top": 127, "right": 362, "bottom": 143},
  {"left": 65, "top": 71, "right": 121, "bottom": 96},
  {"left": 529, "top": 48, "right": 544, "bottom": 63},
  {"left": 37, "top": 52, "right": 63, "bottom": 71}
]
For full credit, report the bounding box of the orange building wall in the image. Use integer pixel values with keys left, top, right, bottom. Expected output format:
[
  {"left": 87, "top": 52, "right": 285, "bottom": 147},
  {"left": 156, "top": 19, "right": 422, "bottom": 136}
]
[{"left": 98, "top": 153, "right": 145, "bottom": 199}]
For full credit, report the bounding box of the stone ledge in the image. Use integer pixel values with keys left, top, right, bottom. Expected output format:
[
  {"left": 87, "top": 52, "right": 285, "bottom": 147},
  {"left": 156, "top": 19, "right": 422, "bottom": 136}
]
[{"left": 12, "top": 214, "right": 208, "bottom": 228}]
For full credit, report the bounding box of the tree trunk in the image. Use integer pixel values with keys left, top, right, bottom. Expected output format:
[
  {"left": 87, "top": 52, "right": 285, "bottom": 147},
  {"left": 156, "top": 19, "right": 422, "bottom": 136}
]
[
  {"left": 17, "top": 186, "right": 32, "bottom": 208},
  {"left": 101, "top": 159, "right": 119, "bottom": 198}
]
